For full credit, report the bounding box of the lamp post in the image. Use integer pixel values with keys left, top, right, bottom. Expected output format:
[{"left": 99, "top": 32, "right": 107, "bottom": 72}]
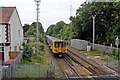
[
  {"left": 34, "top": 0, "right": 41, "bottom": 54},
  {"left": 115, "top": 36, "right": 120, "bottom": 75},
  {"left": 92, "top": 15, "right": 96, "bottom": 50}
]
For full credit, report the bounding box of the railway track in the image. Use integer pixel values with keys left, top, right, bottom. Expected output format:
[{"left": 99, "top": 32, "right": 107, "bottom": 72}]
[
  {"left": 56, "top": 54, "right": 95, "bottom": 80},
  {"left": 63, "top": 54, "right": 95, "bottom": 80},
  {"left": 57, "top": 58, "right": 80, "bottom": 78},
  {"left": 45, "top": 41, "right": 120, "bottom": 79}
]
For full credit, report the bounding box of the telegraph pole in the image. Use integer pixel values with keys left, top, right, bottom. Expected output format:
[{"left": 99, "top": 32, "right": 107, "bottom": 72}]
[
  {"left": 92, "top": 15, "right": 96, "bottom": 50},
  {"left": 68, "top": 0, "right": 72, "bottom": 40},
  {"left": 34, "top": 0, "right": 41, "bottom": 54}
]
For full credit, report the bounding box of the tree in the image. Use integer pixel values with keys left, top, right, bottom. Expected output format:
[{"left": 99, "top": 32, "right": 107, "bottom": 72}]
[
  {"left": 26, "top": 22, "right": 44, "bottom": 43},
  {"left": 46, "top": 1, "right": 120, "bottom": 45}
]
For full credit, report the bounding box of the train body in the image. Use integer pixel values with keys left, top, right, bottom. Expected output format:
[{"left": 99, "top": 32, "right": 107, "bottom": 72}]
[{"left": 46, "top": 35, "right": 67, "bottom": 57}]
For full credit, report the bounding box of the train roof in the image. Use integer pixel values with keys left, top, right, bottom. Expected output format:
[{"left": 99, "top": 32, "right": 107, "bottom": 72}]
[{"left": 46, "top": 35, "right": 64, "bottom": 42}]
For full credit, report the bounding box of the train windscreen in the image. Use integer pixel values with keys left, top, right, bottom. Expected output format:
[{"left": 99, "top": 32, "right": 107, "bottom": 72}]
[{"left": 55, "top": 42, "right": 66, "bottom": 48}]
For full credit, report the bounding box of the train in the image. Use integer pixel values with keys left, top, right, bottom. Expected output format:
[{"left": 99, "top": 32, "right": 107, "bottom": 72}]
[{"left": 46, "top": 35, "right": 67, "bottom": 57}]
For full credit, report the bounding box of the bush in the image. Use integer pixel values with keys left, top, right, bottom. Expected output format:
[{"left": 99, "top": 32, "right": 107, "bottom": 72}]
[
  {"left": 22, "top": 43, "right": 34, "bottom": 62},
  {"left": 111, "top": 48, "right": 116, "bottom": 56},
  {"left": 111, "top": 48, "right": 119, "bottom": 60}
]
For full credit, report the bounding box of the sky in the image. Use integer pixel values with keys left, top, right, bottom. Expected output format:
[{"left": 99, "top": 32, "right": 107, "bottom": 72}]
[{"left": 0, "top": 0, "right": 86, "bottom": 31}]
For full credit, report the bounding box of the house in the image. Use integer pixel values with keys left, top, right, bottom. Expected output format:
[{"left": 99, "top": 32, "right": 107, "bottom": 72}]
[{"left": 0, "top": 7, "right": 23, "bottom": 63}]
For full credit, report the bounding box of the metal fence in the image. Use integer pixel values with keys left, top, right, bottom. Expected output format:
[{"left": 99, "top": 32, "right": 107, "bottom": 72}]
[
  {"left": 2, "top": 64, "right": 54, "bottom": 79},
  {"left": 1, "top": 53, "right": 55, "bottom": 79},
  {"left": 12, "top": 64, "right": 54, "bottom": 78},
  {"left": 89, "top": 43, "right": 120, "bottom": 53},
  {"left": 2, "top": 52, "right": 22, "bottom": 79}
]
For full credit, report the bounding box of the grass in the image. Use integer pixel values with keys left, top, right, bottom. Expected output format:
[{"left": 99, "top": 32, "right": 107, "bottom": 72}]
[
  {"left": 81, "top": 49, "right": 119, "bottom": 62},
  {"left": 82, "top": 50, "right": 106, "bottom": 56},
  {"left": 81, "top": 50, "right": 108, "bottom": 62}
]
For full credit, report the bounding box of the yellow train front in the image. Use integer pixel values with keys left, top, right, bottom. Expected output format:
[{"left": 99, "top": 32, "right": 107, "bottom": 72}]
[{"left": 46, "top": 35, "right": 67, "bottom": 57}]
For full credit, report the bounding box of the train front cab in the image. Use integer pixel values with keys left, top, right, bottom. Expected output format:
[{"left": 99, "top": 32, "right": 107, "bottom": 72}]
[{"left": 52, "top": 40, "right": 67, "bottom": 57}]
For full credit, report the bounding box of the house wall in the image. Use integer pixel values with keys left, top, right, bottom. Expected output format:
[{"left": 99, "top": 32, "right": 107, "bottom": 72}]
[
  {"left": 0, "top": 25, "right": 10, "bottom": 62},
  {"left": 9, "top": 9, "right": 23, "bottom": 51},
  {"left": 0, "top": 25, "right": 5, "bottom": 43},
  {"left": 4, "top": 46, "right": 10, "bottom": 62}
]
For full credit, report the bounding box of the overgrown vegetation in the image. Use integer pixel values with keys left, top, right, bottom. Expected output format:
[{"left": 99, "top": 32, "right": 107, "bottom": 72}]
[
  {"left": 22, "top": 22, "right": 45, "bottom": 64},
  {"left": 25, "top": 22, "right": 45, "bottom": 43},
  {"left": 83, "top": 50, "right": 106, "bottom": 56},
  {"left": 111, "top": 48, "right": 120, "bottom": 60},
  {"left": 82, "top": 49, "right": 120, "bottom": 61},
  {"left": 22, "top": 42, "right": 45, "bottom": 64}
]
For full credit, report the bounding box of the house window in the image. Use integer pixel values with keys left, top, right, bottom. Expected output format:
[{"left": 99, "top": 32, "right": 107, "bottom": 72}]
[
  {"left": 0, "top": 43, "right": 4, "bottom": 52},
  {"left": 0, "top": 47, "right": 4, "bottom": 52},
  {"left": 18, "top": 30, "right": 20, "bottom": 37},
  {"left": 14, "top": 46, "right": 17, "bottom": 51}
]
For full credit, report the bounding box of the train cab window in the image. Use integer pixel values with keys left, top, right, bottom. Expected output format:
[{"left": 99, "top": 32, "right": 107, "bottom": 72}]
[
  {"left": 63, "top": 42, "right": 66, "bottom": 47},
  {"left": 55, "top": 42, "right": 66, "bottom": 48}
]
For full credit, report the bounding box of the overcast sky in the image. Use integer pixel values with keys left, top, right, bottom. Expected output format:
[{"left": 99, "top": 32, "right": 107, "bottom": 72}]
[{"left": 0, "top": 0, "right": 86, "bottom": 31}]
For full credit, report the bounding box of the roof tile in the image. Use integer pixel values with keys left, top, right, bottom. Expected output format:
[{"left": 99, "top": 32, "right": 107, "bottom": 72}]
[{"left": 0, "top": 7, "right": 15, "bottom": 23}]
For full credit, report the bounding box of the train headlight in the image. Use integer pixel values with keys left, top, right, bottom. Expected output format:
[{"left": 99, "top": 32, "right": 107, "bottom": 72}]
[{"left": 54, "top": 49, "right": 57, "bottom": 52}]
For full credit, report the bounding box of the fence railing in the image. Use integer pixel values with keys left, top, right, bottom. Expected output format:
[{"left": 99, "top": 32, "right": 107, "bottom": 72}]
[
  {"left": 12, "top": 64, "right": 54, "bottom": 78},
  {"left": 90, "top": 43, "right": 120, "bottom": 53}
]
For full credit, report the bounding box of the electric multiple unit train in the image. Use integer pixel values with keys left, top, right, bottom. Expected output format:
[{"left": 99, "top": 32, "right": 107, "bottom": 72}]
[{"left": 46, "top": 35, "right": 67, "bottom": 57}]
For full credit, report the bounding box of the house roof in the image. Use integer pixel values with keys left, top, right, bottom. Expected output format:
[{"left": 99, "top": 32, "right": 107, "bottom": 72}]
[{"left": 0, "top": 7, "right": 16, "bottom": 23}]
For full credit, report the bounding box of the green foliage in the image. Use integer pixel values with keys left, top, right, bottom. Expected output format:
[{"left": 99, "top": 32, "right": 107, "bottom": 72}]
[
  {"left": 22, "top": 22, "right": 45, "bottom": 64},
  {"left": 46, "top": 2, "right": 120, "bottom": 45},
  {"left": 60, "top": 24, "right": 70, "bottom": 40},
  {"left": 46, "top": 21, "right": 65, "bottom": 38},
  {"left": 111, "top": 48, "right": 116, "bottom": 56},
  {"left": 26, "top": 22, "right": 45, "bottom": 43},
  {"left": 22, "top": 42, "right": 45, "bottom": 64},
  {"left": 111, "top": 48, "right": 119, "bottom": 60},
  {"left": 77, "top": 2, "right": 120, "bottom": 44},
  {"left": 22, "top": 43, "right": 34, "bottom": 62},
  {"left": 84, "top": 50, "right": 106, "bottom": 56}
]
